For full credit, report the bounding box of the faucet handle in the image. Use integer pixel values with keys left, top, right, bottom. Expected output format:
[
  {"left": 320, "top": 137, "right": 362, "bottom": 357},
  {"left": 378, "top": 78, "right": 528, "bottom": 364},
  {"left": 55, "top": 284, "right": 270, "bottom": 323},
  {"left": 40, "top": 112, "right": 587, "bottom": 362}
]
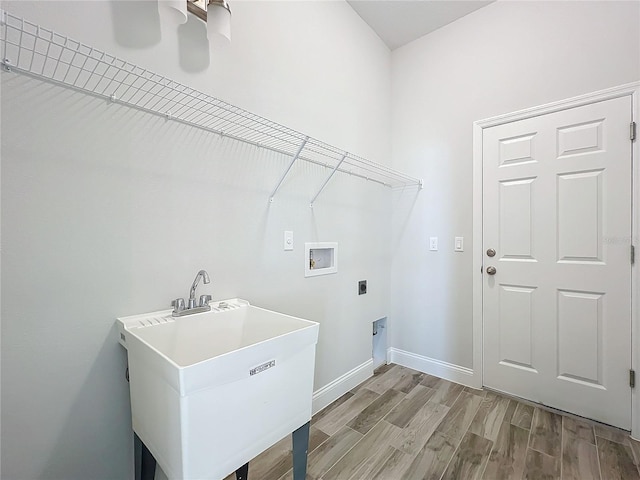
[
  {"left": 172, "top": 298, "right": 185, "bottom": 312},
  {"left": 199, "top": 294, "right": 212, "bottom": 307}
]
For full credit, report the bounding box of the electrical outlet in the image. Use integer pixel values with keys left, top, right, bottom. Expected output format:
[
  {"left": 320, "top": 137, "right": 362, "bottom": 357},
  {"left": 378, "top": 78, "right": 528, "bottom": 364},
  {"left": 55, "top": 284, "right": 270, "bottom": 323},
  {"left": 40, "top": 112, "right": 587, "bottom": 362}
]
[
  {"left": 359, "top": 280, "right": 367, "bottom": 295},
  {"left": 429, "top": 237, "right": 438, "bottom": 251}
]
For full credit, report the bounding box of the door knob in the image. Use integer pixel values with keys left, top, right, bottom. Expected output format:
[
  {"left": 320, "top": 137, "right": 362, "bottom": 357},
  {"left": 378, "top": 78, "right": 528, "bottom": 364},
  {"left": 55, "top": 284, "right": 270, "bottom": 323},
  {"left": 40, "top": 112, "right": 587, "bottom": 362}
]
[
  {"left": 486, "top": 266, "right": 497, "bottom": 275},
  {"left": 486, "top": 248, "right": 496, "bottom": 257}
]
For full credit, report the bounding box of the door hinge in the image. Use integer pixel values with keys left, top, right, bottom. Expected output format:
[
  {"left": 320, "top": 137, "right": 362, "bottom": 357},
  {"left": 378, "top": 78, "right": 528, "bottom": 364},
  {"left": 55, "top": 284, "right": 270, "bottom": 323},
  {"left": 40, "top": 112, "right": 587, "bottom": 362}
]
[
  {"left": 632, "top": 122, "right": 637, "bottom": 142},
  {"left": 632, "top": 245, "right": 635, "bottom": 265},
  {"left": 631, "top": 369, "right": 636, "bottom": 388}
]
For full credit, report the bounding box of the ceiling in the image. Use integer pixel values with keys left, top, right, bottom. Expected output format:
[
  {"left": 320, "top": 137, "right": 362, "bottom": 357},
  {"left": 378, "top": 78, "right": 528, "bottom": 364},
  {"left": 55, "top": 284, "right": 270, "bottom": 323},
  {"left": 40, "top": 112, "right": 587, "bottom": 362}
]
[{"left": 347, "top": 0, "right": 495, "bottom": 50}]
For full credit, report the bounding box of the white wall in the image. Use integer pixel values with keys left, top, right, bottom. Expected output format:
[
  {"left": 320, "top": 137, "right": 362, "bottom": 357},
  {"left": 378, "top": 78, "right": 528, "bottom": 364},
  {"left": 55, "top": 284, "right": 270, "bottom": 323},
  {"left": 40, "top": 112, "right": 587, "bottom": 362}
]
[
  {"left": 6, "top": 1, "right": 639, "bottom": 478},
  {"left": 0, "top": 1, "right": 392, "bottom": 479},
  {"left": 390, "top": 1, "right": 640, "bottom": 369},
  {"left": 3, "top": 0, "right": 391, "bottom": 163}
]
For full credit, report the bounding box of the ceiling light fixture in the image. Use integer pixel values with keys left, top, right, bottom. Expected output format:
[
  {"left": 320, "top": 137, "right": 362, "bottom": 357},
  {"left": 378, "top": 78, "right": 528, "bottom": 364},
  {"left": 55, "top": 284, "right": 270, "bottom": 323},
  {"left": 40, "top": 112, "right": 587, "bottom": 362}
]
[
  {"left": 189, "top": 0, "right": 231, "bottom": 44},
  {"left": 160, "top": 0, "right": 232, "bottom": 44},
  {"left": 162, "top": 0, "right": 188, "bottom": 24}
]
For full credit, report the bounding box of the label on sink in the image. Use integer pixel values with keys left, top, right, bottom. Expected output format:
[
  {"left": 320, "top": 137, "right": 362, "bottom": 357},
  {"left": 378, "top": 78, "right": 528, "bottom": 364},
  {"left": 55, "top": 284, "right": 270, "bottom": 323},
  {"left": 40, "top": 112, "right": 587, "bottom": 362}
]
[{"left": 250, "top": 360, "right": 276, "bottom": 376}]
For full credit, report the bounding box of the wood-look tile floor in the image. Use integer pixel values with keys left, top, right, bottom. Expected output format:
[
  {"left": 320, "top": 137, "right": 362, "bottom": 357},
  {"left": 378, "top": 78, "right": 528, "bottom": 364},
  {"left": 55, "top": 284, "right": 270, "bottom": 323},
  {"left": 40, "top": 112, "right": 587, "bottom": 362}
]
[{"left": 224, "top": 364, "right": 640, "bottom": 480}]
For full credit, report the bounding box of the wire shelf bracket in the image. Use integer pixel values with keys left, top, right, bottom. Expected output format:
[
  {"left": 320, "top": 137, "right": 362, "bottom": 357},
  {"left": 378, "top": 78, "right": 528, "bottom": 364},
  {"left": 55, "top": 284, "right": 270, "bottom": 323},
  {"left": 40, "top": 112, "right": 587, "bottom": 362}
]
[
  {"left": 0, "top": 10, "right": 424, "bottom": 205},
  {"left": 269, "top": 136, "right": 308, "bottom": 203},
  {"left": 310, "top": 152, "right": 347, "bottom": 208}
]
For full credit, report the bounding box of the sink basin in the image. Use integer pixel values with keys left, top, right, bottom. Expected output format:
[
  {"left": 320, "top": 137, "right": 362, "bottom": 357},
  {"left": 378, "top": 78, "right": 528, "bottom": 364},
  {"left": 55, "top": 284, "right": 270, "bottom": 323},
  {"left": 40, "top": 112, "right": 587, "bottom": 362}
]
[{"left": 117, "top": 298, "right": 319, "bottom": 480}]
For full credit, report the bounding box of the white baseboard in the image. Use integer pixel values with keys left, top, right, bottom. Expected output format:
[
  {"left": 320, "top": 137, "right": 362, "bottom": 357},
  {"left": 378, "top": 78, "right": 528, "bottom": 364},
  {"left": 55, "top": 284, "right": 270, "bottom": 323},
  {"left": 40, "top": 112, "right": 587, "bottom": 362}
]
[
  {"left": 312, "top": 359, "right": 373, "bottom": 415},
  {"left": 389, "top": 348, "right": 478, "bottom": 388}
]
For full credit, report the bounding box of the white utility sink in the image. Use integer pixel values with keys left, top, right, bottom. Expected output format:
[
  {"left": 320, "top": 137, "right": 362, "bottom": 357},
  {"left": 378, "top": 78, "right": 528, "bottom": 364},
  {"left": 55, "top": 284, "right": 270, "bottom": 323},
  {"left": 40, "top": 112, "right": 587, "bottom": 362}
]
[{"left": 117, "top": 299, "right": 319, "bottom": 480}]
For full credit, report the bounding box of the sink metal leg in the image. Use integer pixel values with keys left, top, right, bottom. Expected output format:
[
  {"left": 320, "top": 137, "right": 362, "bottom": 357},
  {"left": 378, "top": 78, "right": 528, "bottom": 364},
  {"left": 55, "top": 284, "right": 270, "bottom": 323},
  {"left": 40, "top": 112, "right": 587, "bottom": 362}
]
[
  {"left": 133, "top": 424, "right": 308, "bottom": 480},
  {"left": 134, "top": 433, "right": 157, "bottom": 480},
  {"left": 134, "top": 433, "right": 141, "bottom": 480},
  {"left": 235, "top": 462, "right": 249, "bottom": 480},
  {"left": 292, "top": 421, "right": 310, "bottom": 480}
]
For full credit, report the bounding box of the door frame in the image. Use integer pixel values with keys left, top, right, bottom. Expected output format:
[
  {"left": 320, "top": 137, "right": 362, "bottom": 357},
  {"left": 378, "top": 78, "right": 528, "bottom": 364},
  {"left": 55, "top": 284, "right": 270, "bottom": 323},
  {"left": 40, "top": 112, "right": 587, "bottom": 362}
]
[{"left": 471, "top": 82, "right": 640, "bottom": 436}]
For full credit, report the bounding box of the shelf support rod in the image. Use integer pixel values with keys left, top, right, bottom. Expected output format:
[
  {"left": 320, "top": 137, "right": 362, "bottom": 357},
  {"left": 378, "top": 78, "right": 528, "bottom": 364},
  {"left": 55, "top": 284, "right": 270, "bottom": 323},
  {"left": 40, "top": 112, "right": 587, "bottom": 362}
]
[
  {"left": 310, "top": 152, "right": 348, "bottom": 208},
  {"left": 269, "top": 136, "right": 308, "bottom": 203}
]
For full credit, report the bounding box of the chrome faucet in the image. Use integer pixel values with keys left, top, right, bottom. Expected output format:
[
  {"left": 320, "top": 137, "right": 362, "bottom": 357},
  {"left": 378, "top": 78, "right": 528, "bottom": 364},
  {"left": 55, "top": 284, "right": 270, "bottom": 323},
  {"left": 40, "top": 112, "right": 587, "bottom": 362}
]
[
  {"left": 189, "top": 270, "right": 210, "bottom": 308},
  {"left": 172, "top": 270, "right": 212, "bottom": 317}
]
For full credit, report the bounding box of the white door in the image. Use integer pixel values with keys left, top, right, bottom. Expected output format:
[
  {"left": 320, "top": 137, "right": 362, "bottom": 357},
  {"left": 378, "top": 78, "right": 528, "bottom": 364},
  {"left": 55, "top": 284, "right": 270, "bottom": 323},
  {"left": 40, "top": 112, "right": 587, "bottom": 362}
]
[{"left": 482, "top": 96, "right": 633, "bottom": 429}]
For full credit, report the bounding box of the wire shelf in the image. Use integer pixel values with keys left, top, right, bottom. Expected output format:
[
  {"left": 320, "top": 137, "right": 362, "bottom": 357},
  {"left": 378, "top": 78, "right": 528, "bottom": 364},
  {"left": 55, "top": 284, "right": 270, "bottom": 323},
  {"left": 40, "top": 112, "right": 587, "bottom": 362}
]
[{"left": 0, "top": 10, "right": 423, "bottom": 203}]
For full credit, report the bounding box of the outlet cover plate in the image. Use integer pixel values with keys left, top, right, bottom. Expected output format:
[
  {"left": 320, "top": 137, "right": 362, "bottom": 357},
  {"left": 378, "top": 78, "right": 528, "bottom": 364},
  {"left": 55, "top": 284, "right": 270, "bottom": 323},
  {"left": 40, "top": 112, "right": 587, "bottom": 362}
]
[{"left": 284, "top": 231, "right": 293, "bottom": 251}]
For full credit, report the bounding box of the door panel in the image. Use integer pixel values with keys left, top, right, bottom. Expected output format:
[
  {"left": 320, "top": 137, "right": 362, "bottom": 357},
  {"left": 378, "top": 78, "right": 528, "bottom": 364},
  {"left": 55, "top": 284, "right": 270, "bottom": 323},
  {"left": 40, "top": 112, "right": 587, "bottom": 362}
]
[
  {"left": 556, "top": 289, "right": 603, "bottom": 386},
  {"left": 483, "top": 96, "right": 632, "bottom": 429},
  {"left": 499, "top": 178, "right": 536, "bottom": 259},
  {"left": 498, "top": 284, "right": 536, "bottom": 370},
  {"left": 499, "top": 133, "right": 537, "bottom": 166},
  {"left": 557, "top": 120, "right": 604, "bottom": 158},
  {"left": 557, "top": 170, "right": 603, "bottom": 262}
]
